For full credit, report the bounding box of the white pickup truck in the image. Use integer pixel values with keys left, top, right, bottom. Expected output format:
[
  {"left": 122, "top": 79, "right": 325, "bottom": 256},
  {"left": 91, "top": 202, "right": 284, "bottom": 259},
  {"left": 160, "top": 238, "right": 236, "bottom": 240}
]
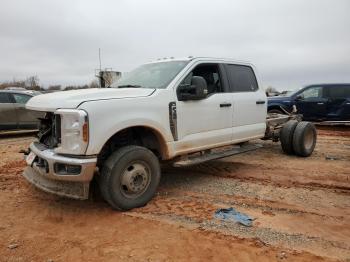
[{"left": 23, "top": 57, "right": 317, "bottom": 210}]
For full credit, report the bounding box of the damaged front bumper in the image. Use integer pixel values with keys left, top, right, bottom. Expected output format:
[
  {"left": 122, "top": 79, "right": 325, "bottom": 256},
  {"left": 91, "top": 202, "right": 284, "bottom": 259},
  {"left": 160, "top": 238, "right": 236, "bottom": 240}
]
[{"left": 22, "top": 142, "right": 97, "bottom": 200}]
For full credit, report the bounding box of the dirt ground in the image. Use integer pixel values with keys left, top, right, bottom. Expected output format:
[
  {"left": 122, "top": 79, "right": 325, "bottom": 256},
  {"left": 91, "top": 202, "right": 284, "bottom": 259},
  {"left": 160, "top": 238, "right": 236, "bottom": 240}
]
[{"left": 0, "top": 126, "right": 349, "bottom": 262}]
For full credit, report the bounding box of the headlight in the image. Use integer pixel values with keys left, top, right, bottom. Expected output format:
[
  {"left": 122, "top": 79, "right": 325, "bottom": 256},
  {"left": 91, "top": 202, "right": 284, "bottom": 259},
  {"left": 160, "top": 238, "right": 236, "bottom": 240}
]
[{"left": 54, "top": 109, "right": 89, "bottom": 155}]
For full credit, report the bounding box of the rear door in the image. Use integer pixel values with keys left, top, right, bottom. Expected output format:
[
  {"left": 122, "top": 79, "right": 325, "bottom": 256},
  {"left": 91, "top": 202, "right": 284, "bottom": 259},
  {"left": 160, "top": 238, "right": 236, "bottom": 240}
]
[
  {"left": 0, "top": 92, "right": 18, "bottom": 130},
  {"left": 10, "top": 93, "right": 40, "bottom": 129},
  {"left": 325, "top": 85, "right": 350, "bottom": 121},
  {"left": 294, "top": 86, "right": 327, "bottom": 121},
  {"left": 224, "top": 64, "right": 267, "bottom": 141}
]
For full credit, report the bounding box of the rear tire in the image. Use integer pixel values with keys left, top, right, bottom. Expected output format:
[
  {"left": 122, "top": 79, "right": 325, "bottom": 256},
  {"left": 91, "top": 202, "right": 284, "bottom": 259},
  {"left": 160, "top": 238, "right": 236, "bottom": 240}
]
[
  {"left": 292, "top": 122, "right": 317, "bottom": 157},
  {"left": 99, "top": 145, "right": 161, "bottom": 210},
  {"left": 280, "top": 120, "right": 298, "bottom": 155}
]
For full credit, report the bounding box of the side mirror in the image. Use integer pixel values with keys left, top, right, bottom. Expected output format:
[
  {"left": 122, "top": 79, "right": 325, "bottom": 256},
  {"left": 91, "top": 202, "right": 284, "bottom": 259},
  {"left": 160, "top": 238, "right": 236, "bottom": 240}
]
[
  {"left": 295, "top": 95, "right": 303, "bottom": 101},
  {"left": 178, "top": 76, "right": 208, "bottom": 101}
]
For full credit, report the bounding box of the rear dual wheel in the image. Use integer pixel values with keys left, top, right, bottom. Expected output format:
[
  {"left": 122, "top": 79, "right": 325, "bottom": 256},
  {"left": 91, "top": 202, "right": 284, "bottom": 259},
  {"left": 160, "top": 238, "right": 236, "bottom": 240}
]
[
  {"left": 280, "top": 121, "right": 317, "bottom": 157},
  {"left": 292, "top": 122, "right": 317, "bottom": 157},
  {"left": 280, "top": 120, "right": 298, "bottom": 155}
]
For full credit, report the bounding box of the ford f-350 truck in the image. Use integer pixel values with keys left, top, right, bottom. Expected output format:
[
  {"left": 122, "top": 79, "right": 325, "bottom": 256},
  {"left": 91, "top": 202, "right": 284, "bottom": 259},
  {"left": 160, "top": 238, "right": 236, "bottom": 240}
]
[{"left": 23, "top": 57, "right": 317, "bottom": 210}]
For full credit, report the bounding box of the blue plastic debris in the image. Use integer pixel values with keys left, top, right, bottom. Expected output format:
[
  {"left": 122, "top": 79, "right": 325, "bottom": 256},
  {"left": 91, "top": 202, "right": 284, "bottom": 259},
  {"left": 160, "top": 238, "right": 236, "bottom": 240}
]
[{"left": 214, "top": 207, "right": 253, "bottom": 227}]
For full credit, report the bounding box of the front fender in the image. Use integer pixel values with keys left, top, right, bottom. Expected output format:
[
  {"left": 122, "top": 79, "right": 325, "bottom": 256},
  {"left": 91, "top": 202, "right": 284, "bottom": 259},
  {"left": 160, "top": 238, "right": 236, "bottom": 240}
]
[
  {"left": 89, "top": 119, "right": 172, "bottom": 155},
  {"left": 78, "top": 95, "right": 174, "bottom": 156}
]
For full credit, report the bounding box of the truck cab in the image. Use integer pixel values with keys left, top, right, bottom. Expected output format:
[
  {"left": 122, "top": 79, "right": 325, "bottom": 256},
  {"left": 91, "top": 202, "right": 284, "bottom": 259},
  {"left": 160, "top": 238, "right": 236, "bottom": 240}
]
[{"left": 167, "top": 58, "right": 267, "bottom": 155}]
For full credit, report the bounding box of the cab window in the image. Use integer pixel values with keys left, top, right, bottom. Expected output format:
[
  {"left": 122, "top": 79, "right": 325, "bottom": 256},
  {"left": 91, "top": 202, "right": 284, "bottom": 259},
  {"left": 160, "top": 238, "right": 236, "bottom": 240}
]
[
  {"left": 225, "top": 64, "right": 258, "bottom": 92},
  {"left": 0, "top": 93, "right": 11, "bottom": 103},
  {"left": 328, "top": 86, "right": 350, "bottom": 98},
  {"left": 300, "top": 86, "right": 323, "bottom": 100},
  {"left": 13, "top": 94, "right": 32, "bottom": 104},
  {"left": 180, "top": 64, "right": 223, "bottom": 95}
]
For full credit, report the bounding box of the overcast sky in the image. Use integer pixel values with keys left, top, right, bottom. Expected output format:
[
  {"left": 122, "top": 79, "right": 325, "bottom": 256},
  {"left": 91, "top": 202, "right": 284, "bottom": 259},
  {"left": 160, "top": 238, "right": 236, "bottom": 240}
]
[{"left": 0, "top": 0, "right": 349, "bottom": 90}]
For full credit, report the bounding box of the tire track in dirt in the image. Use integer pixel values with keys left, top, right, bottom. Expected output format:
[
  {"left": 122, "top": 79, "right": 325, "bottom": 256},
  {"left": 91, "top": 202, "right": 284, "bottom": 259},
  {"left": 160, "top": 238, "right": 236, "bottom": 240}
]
[
  {"left": 128, "top": 189, "right": 350, "bottom": 260},
  {"left": 168, "top": 161, "right": 350, "bottom": 191},
  {"left": 128, "top": 130, "right": 350, "bottom": 260},
  {"left": 166, "top": 133, "right": 350, "bottom": 191},
  {"left": 317, "top": 126, "right": 350, "bottom": 137},
  {"left": 1, "top": 129, "right": 349, "bottom": 260},
  {"left": 160, "top": 190, "right": 348, "bottom": 220}
]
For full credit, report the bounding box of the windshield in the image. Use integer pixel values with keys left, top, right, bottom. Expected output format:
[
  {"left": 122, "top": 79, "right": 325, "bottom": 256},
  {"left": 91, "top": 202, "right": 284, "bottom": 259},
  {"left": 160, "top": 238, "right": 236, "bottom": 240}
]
[{"left": 112, "top": 61, "right": 189, "bottom": 89}]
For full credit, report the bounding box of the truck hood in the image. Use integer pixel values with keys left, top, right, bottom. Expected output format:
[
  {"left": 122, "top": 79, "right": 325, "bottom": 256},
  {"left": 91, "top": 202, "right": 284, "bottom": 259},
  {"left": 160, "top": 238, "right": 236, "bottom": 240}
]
[{"left": 26, "top": 88, "right": 155, "bottom": 112}]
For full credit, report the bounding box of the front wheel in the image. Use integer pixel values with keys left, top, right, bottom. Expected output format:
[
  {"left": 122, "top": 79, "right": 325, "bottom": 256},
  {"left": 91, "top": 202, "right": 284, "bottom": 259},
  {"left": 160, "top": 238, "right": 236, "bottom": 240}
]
[{"left": 99, "top": 146, "right": 161, "bottom": 210}]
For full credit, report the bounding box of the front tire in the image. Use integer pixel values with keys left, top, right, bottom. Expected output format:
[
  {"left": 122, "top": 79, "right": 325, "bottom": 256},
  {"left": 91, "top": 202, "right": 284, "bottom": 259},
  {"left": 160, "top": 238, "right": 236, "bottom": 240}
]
[{"left": 99, "top": 146, "right": 161, "bottom": 210}]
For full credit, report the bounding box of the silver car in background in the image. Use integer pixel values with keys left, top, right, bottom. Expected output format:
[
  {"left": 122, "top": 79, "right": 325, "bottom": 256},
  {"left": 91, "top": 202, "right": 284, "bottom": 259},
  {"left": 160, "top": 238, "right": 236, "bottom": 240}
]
[{"left": 0, "top": 89, "right": 44, "bottom": 131}]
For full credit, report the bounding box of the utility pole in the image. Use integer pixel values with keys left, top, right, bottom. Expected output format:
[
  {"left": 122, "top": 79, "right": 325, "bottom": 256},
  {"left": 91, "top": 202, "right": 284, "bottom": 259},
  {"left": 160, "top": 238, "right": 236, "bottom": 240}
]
[{"left": 99, "top": 48, "right": 102, "bottom": 72}]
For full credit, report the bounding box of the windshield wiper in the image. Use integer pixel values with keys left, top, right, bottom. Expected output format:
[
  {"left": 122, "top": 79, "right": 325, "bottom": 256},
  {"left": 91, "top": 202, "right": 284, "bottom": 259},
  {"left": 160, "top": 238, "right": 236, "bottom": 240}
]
[{"left": 118, "top": 84, "right": 142, "bottom": 88}]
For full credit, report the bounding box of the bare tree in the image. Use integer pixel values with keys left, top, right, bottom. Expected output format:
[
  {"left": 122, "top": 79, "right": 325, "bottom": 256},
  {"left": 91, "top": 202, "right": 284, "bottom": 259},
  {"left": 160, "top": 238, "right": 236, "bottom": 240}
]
[
  {"left": 64, "top": 84, "right": 89, "bottom": 91},
  {"left": 0, "top": 79, "right": 25, "bottom": 90},
  {"left": 48, "top": 85, "right": 62, "bottom": 91},
  {"left": 89, "top": 80, "right": 99, "bottom": 89},
  {"left": 25, "top": 75, "right": 40, "bottom": 90}
]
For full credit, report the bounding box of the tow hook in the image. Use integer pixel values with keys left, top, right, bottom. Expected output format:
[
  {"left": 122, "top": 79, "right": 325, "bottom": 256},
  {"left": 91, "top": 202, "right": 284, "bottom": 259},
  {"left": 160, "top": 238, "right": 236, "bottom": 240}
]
[{"left": 19, "top": 148, "right": 30, "bottom": 156}]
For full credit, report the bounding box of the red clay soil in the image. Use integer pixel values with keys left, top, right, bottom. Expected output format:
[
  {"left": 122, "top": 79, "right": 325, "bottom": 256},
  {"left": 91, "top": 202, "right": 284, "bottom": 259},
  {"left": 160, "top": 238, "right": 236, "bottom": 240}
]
[{"left": 0, "top": 128, "right": 349, "bottom": 261}]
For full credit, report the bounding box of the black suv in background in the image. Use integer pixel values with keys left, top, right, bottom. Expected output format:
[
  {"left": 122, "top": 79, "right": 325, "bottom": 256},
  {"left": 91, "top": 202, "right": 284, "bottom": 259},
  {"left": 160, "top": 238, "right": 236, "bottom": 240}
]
[{"left": 268, "top": 84, "right": 350, "bottom": 121}]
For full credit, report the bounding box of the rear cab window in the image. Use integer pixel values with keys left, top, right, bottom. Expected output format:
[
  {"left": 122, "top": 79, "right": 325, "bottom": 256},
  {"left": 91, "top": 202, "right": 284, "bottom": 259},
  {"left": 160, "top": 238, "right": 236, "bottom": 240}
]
[{"left": 224, "top": 64, "right": 258, "bottom": 92}]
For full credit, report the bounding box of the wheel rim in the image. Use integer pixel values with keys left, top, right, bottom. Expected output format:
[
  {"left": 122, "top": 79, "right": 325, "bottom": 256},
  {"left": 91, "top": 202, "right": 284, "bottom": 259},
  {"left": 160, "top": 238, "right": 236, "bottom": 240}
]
[
  {"left": 304, "top": 128, "right": 314, "bottom": 150},
  {"left": 120, "top": 161, "right": 151, "bottom": 199}
]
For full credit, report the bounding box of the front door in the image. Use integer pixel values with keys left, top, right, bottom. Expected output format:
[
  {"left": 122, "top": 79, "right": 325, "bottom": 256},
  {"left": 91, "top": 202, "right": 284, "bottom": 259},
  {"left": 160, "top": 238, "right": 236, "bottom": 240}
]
[
  {"left": 175, "top": 63, "right": 233, "bottom": 154},
  {"left": 294, "top": 86, "right": 327, "bottom": 121}
]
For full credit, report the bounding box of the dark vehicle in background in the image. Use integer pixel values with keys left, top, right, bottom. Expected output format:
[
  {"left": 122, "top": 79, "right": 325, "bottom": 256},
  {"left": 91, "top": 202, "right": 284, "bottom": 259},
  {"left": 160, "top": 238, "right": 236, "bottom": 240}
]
[
  {"left": 0, "top": 90, "right": 44, "bottom": 131},
  {"left": 268, "top": 84, "right": 350, "bottom": 121}
]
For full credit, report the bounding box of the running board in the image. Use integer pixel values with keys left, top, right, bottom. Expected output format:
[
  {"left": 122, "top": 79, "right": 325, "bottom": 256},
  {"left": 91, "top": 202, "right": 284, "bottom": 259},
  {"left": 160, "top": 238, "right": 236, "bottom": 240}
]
[{"left": 173, "top": 143, "right": 263, "bottom": 167}]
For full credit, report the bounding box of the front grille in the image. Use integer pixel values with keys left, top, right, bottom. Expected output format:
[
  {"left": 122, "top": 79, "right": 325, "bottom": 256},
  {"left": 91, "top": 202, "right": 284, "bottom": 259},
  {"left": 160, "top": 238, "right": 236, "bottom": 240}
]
[{"left": 37, "top": 113, "right": 61, "bottom": 148}]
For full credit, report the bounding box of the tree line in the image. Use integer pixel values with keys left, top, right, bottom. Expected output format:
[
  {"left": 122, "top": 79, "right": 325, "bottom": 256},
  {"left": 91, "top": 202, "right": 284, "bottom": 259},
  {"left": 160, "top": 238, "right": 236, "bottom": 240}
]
[{"left": 0, "top": 75, "right": 99, "bottom": 91}]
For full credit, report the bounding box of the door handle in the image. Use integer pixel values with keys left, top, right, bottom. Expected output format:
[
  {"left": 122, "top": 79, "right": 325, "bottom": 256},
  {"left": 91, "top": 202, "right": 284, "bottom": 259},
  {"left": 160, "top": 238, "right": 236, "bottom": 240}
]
[
  {"left": 317, "top": 102, "right": 324, "bottom": 105},
  {"left": 220, "top": 103, "right": 232, "bottom": 108},
  {"left": 256, "top": 100, "right": 266, "bottom": 105}
]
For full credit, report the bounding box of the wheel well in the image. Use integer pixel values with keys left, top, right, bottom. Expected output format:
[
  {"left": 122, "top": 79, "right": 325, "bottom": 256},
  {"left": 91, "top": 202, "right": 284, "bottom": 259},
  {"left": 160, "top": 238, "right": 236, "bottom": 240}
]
[
  {"left": 97, "top": 126, "right": 167, "bottom": 167},
  {"left": 268, "top": 105, "right": 283, "bottom": 112}
]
